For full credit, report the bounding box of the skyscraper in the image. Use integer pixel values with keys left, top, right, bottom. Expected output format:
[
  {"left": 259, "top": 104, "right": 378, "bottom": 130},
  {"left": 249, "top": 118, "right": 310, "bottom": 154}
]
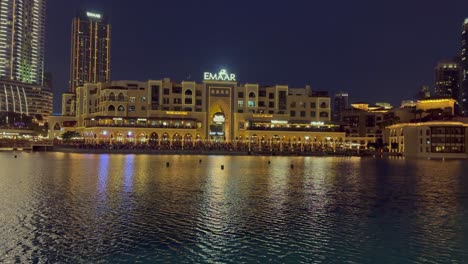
[
  {"left": 69, "top": 11, "right": 111, "bottom": 93},
  {"left": 333, "top": 92, "right": 349, "bottom": 122},
  {"left": 434, "top": 60, "right": 461, "bottom": 100},
  {"left": 461, "top": 18, "right": 468, "bottom": 115},
  {"left": 0, "top": 0, "right": 52, "bottom": 120},
  {"left": 0, "top": 0, "right": 46, "bottom": 85}
]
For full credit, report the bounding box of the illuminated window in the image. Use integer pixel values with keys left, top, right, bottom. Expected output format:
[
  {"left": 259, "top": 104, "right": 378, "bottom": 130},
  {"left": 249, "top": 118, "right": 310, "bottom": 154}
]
[
  {"left": 248, "top": 101, "right": 255, "bottom": 107},
  {"left": 238, "top": 100, "right": 244, "bottom": 108}
]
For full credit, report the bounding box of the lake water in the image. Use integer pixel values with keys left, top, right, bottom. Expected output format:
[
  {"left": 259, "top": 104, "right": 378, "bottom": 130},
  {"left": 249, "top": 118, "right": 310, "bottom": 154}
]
[{"left": 0, "top": 152, "right": 467, "bottom": 263}]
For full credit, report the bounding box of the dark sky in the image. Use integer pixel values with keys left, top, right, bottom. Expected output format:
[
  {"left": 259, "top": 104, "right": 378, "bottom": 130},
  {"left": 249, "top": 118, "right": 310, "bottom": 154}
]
[{"left": 46, "top": 0, "right": 468, "bottom": 113}]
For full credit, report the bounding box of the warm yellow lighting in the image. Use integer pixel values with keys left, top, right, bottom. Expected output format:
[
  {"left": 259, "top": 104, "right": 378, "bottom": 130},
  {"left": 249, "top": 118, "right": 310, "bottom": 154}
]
[{"left": 166, "top": 111, "right": 188, "bottom": 115}]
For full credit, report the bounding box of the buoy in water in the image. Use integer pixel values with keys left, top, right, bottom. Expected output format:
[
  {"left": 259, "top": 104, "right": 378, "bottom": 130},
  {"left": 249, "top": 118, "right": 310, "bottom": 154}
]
[
  {"left": 166, "top": 162, "right": 170, "bottom": 167},
  {"left": 199, "top": 159, "right": 202, "bottom": 163},
  {"left": 268, "top": 160, "right": 270, "bottom": 165},
  {"left": 14, "top": 155, "right": 17, "bottom": 158},
  {"left": 290, "top": 164, "right": 294, "bottom": 169},
  {"left": 221, "top": 165, "right": 224, "bottom": 170}
]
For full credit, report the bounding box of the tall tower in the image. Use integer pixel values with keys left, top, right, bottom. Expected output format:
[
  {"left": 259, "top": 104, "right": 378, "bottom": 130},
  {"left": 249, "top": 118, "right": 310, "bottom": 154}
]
[
  {"left": 333, "top": 92, "right": 349, "bottom": 122},
  {"left": 434, "top": 60, "right": 461, "bottom": 100},
  {"left": 462, "top": 19, "right": 468, "bottom": 115},
  {"left": 0, "top": 0, "right": 46, "bottom": 85},
  {"left": 69, "top": 11, "right": 111, "bottom": 93}
]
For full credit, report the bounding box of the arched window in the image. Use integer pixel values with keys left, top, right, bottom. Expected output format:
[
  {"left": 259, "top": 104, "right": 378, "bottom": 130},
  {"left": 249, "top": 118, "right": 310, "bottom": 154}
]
[
  {"left": 320, "top": 111, "right": 329, "bottom": 117},
  {"left": 117, "top": 105, "right": 125, "bottom": 111},
  {"left": 185, "top": 89, "right": 193, "bottom": 96},
  {"left": 108, "top": 105, "right": 115, "bottom": 111},
  {"left": 320, "top": 102, "right": 327, "bottom": 108},
  {"left": 249, "top": 92, "right": 256, "bottom": 98},
  {"left": 53, "top": 123, "right": 61, "bottom": 130},
  {"left": 109, "top": 92, "right": 115, "bottom": 101},
  {"left": 118, "top": 93, "right": 125, "bottom": 102}
]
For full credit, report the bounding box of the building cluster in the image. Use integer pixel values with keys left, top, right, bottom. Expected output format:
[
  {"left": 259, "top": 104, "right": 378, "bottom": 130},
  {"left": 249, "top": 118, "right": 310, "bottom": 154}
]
[{"left": 0, "top": 2, "right": 467, "bottom": 158}]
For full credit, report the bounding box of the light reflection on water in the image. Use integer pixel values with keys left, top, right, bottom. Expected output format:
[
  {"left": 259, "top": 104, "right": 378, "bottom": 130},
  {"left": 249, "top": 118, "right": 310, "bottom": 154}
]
[{"left": 0, "top": 152, "right": 467, "bottom": 263}]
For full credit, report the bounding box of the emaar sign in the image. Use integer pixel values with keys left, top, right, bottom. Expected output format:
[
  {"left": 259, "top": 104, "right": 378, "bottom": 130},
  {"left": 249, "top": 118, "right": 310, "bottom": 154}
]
[{"left": 204, "top": 69, "right": 236, "bottom": 82}]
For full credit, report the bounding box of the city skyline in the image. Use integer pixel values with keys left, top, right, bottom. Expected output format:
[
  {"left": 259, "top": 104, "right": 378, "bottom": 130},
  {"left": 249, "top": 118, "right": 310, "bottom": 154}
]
[{"left": 46, "top": 0, "right": 468, "bottom": 113}]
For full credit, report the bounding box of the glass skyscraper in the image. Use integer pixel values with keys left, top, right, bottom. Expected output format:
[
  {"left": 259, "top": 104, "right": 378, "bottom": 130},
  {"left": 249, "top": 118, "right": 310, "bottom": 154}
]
[{"left": 0, "top": 0, "right": 46, "bottom": 85}]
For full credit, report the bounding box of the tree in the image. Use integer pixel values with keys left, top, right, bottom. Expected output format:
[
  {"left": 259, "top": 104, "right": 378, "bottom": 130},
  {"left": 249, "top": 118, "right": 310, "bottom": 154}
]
[{"left": 61, "top": 131, "right": 81, "bottom": 141}]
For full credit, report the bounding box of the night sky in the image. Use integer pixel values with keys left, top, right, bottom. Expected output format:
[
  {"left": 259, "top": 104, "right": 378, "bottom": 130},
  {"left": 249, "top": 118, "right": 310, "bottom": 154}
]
[{"left": 46, "top": 0, "right": 468, "bottom": 113}]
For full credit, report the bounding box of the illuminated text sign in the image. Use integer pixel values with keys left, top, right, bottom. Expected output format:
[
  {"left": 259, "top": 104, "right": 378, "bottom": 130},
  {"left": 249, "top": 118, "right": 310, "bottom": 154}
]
[{"left": 204, "top": 69, "right": 236, "bottom": 82}]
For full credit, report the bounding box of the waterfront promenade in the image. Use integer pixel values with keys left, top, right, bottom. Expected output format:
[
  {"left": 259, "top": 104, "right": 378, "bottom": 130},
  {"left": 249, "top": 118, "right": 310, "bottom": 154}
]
[{"left": 51, "top": 142, "right": 387, "bottom": 157}]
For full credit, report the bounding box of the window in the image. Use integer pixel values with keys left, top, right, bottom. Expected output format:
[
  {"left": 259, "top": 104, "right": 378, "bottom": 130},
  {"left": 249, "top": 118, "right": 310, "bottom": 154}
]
[
  {"left": 320, "top": 102, "right": 327, "bottom": 108},
  {"left": 238, "top": 100, "right": 244, "bottom": 108},
  {"left": 141, "top": 106, "right": 146, "bottom": 111},
  {"left": 248, "top": 100, "right": 256, "bottom": 107},
  {"left": 269, "top": 93, "right": 274, "bottom": 99},
  {"left": 196, "top": 90, "right": 202, "bottom": 96},
  {"left": 185, "top": 98, "right": 193, "bottom": 104},
  {"left": 310, "top": 111, "right": 316, "bottom": 117},
  {"left": 300, "top": 111, "right": 306, "bottom": 117},
  {"left": 141, "top": 96, "right": 146, "bottom": 102},
  {"left": 249, "top": 92, "right": 256, "bottom": 98},
  {"left": 117, "top": 105, "right": 125, "bottom": 111},
  {"left": 269, "top": 102, "right": 275, "bottom": 108},
  {"left": 196, "top": 99, "right": 202, "bottom": 106},
  {"left": 259, "top": 101, "right": 265, "bottom": 107},
  {"left": 129, "top": 97, "right": 136, "bottom": 103},
  {"left": 310, "top": 102, "right": 316, "bottom": 108},
  {"left": 129, "top": 106, "right": 135, "bottom": 112},
  {"left": 290, "top": 102, "right": 296, "bottom": 108},
  {"left": 320, "top": 111, "right": 328, "bottom": 117},
  {"left": 290, "top": 110, "right": 296, "bottom": 117},
  {"left": 173, "top": 98, "right": 182, "bottom": 104},
  {"left": 163, "top": 98, "right": 169, "bottom": 104},
  {"left": 238, "top": 92, "right": 244, "bottom": 98},
  {"left": 278, "top": 91, "right": 287, "bottom": 110},
  {"left": 259, "top": 91, "right": 266, "bottom": 97}
]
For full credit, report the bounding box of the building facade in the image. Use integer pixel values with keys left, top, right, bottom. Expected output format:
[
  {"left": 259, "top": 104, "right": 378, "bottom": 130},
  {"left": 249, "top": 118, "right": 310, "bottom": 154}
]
[
  {"left": 461, "top": 19, "right": 468, "bottom": 115},
  {"left": 387, "top": 121, "right": 468, "bottom": 159},
  {"left": 333, "top": 92, "right": 349, "bottom": 122},
  {"left": 434, "top": 60, "right": 461, "bottom": 103},
  {"left": 69, "top": 11, "right": 111, "bottom": 92},
  {"left": 340, "top": 103, "right": 396, "bottom": 149},
  {"left": 51, "top": 71, "right": 347, "bottom": 150},
  {"left": 0, "top": 0, "right": 46, "bottom": 85},
  {"left": 0, "top": 80, "right": 53, "bottom": 119}
]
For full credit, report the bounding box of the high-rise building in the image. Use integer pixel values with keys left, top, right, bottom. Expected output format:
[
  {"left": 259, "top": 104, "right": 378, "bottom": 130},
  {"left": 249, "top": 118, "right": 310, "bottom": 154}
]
[
  {"left": 333, "top": 92, "right": 349, "bottom": 121},
  {"left": 0, "top": 0, "right": 52, "bottom": 121},
  {"left": 461, "top": 18, "right": 468, "bottom": 115},
  {"left": 434, "top": 60, "right": 461, "bottom": 101},
  {"left": 69, "top": 11, "right": 111, "bottom": 93},
  {"left": 0, "top": 0, "right": 46, "bottom": 85}
]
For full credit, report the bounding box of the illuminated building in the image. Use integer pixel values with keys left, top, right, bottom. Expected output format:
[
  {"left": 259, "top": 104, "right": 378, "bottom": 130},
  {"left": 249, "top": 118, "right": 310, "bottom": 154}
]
[
  {"left": 0, "top": 0, "right": 52, "bottom": 120},
  {"left": 51, "top": 70, "right": 348, "bottom": 150},
  {"left": 434, "top": 60, "right": 461, "bottom": 103},
  {"left": 340, "top": 103, "right": 395, "bottom": 149},
  {"left": 333, "top": 92, "right": 348, "bottom": 121},
  {"left": 0, "top": 0, "right": 46, "bottom": 85},
  {"left": 0, "top": 80, "right": 53, "bottom": 119},
  {"left": 387, "top": 121, "right": 468, "bottom": 159},
  {"left": 69, "top": 11, "right": 111, "bottom": 93},
  {"left": 461, "top": 19, "right": 468, "bottom": 115}
]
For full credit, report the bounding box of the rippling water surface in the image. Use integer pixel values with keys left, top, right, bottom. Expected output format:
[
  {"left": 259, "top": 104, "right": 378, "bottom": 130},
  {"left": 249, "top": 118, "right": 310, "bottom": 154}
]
[{"left": 0, "top": 152, "right": 467, "bottom": 263}]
